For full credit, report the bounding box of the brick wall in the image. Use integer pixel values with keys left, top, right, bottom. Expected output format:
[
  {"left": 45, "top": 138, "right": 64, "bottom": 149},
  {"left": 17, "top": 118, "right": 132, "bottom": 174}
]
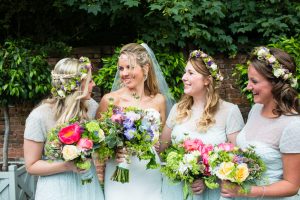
[{"left": 0, "top": 46, "right": 251, "bottom": 180}]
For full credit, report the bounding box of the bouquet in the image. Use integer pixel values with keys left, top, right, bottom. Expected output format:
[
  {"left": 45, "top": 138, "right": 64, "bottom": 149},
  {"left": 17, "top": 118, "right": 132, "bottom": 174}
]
[
  {"left": 205, "top": 143, "right": 266, "bottom": 198},
  {"left": 160, "top": 138, "right": 213, "bottom": 200},
  {"left": 44, "top": 119, "right": 105, "bottom": 184},
  {"left": 98, "top": 100, "right": 161, "bottom": 183}
]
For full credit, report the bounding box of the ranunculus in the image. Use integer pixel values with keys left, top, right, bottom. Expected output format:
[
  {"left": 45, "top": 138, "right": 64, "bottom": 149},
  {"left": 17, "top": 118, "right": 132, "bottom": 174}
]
[
  {"left": 234, "top": 163, "right": 249, "bottom": 183},
  {"left": 62, "top": 145, "right": 80, "bottom": 161},
  {"left": 111, "top": 113, "right": 123, "bottom": 124},
  {"left": 184, "top": 139, "right": 203, "bottom": 152},
  {"left": 77, "top": 138, "right": 93, "bottom": 151},
  {"left": 58, "top": 123, "right": 82, "bottom": 144},
  {"left": 218, "top": 143, "right": 235, "bottom": 152},
  {"left": 216, "top": 162, "right": 235, "bottom": 180}
]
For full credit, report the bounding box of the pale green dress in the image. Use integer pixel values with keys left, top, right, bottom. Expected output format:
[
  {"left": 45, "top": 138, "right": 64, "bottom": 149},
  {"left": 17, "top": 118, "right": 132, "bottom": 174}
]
[
  {"left": 24, "top": 99, "right": 104, "bottom": 200},
  {"left": 162, "top": 100, "right": 245, "bottom": 200},
  {"left": 233, "top": 104, "right": 300, "bottom": 200}
]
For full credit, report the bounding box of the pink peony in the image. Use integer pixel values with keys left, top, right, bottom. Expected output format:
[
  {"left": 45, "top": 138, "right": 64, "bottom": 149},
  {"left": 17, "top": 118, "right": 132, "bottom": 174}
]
[
  {"left": 218, "top": 143, "right": 235, "bottom": 152},
  {"left": 111, "top": 114, "right": 124, "bottom": 124},
  {"left": 183, "top": 139, "right": 204, "bottom": 152},
  {"left": 77, "top": 138, "right": 93, "bottom": 150},
  {"left": 58, "top": 123, "right": 82, "bottom": 144}
]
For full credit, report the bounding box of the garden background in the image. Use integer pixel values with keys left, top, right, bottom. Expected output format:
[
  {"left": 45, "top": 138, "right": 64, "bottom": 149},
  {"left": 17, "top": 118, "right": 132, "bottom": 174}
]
[{"left": 1, "top": 0, "right": 300, "bottom": 182}]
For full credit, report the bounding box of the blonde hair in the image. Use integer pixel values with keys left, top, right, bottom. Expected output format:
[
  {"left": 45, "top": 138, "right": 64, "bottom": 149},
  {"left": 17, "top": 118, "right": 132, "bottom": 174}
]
[
  {"left": 176, "top": 55, "right": 220, "bottom": 132},
  {"left": 44, "top": 58, "right": 92, "bottom": 124},
  {"left": 119, "top": 43, "right": 159, "bottom": 96}
]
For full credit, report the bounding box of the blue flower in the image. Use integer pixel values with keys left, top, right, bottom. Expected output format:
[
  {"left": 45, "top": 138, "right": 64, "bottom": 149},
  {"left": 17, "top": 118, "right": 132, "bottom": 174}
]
[
  {"left": 124, "top": 128, "right": 136, "bottom": 140},
  {"left": 124, "top": 118, "right": 135, "bottom": 129}
]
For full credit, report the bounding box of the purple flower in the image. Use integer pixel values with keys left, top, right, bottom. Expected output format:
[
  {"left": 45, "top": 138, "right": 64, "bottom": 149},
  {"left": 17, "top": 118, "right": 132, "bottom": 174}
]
[
  {"left": 207, "top": 60, "right": 212, "bottom": 66},
  {"left": 124, "top": 128, "right": 136, "bottom": 140},
  {"left": 124, "top": 118, "right": 135, "bottom": 129}
]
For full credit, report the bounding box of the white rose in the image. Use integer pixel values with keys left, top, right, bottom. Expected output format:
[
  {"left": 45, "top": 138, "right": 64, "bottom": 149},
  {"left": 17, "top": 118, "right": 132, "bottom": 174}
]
[
  {"left": 257, "top": 48, "right": 268, "bottom": 57},
  {"left": 273, "top": 68, "right": 285, "bottom": 78},
  {"left": 184, "top": 153, "right": 197, "bottom": 163},
  {"left": 98, "top": 128, "right": 105, "bottom": 142},
  {"left": 177, "top": 162, "right": 188, "bottom": 175},
  {"left": 62, "top": 145, "right": 80, "bottom": 161},
  {"left": 210, "top": 63, "right": 218, "bottom": 71}
]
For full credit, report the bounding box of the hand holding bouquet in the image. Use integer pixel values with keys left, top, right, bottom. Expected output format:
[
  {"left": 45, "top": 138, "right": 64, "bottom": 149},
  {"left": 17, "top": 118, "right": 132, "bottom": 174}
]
[
  {"left": 160, "top": 138, "right": 213, "bottom": 200},
  {"left": 98, "top": 100, "right": 161, "bottom": 183},
  {"left": 45, "top": 120, "right": 105, "bottom": 184},
  {"left": 205, "top": 143, "right": 266, "bottom": 196}
]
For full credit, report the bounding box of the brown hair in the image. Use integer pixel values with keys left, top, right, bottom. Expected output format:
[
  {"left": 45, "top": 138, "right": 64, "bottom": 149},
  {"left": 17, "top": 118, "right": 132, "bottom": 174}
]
[
  {"left": 176, "top": 53, "right": 220, "bottom": 131},
  {"left": 249, "top": 47, "right": 299, "bottom": 115},
  {"left": 119, "top": 43, "right": 159, "bottom": 96}
]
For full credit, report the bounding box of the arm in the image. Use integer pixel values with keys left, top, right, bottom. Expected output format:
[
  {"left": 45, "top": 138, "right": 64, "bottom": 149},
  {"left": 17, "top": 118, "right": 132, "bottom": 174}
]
[
  {"left": 96, "top": 94, "right": 112, "bottom": 119},
  {"left": 221, "top": 153, "right": 300, "bottom": 198},
  {"left": 159, "top": 125, "right": 172, "bottom": 153},
  {"left": 227, "top": 131, "right": 239, "bottom": 146},
  {"left": 24, "top": 139, "right": 77, "bottom": 176}
]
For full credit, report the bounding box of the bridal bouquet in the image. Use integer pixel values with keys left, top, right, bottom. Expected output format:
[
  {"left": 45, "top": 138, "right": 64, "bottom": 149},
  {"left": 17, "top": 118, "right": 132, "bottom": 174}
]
[
  {"left": 98, "top": 100, "right": 161, "bottom": 183},
  {"left": 160, "top": 138, "right": 213, "bottom": 200},
  {"left": 44, "top": 119, "right": 105, "bottom": 184},
  {"left": 205, "top": 143, "right": 266, "bottom": 195}
]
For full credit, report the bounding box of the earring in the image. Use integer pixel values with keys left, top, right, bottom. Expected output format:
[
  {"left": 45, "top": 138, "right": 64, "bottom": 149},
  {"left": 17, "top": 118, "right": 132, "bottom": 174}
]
[{"left": 144, "top": 74, "right": 148, "bottom": 81}]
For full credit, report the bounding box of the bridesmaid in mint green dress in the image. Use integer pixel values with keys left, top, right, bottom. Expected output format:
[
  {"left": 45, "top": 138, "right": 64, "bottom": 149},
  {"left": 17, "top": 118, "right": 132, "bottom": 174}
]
[
  {"left": 220, "top": 47, "right": 300, "bottom": 199},
  {"left": 24, "top": 58, "right": 104, "bottom": 200},
  {"left": 160, "top": 50, "right": 244, "bottom": 200}
]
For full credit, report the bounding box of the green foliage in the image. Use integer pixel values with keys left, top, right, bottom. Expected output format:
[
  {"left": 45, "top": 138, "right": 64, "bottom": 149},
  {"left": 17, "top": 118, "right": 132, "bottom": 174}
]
[
  {"left": 0, "top": 39, "right": 52, "bottom": 106},
  {"left": 94, "top": 45, "right": 186, "bottom": 100},
  {"left": 233, "top": 35, "right": 300, "bottom": 104},
  {"left": 52, "top": 0, "right": 300, "bottom": 54}
]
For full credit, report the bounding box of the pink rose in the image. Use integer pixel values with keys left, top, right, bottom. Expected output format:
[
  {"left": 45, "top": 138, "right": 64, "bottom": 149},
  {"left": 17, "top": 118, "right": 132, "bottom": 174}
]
[
  {"left": 77, "top": 138, "right": 93, "bottom": 150},
  {"left": 58, "top": 123, "right": 82, "bottom": 144},
  {"left": 111, "top": 114, "right": 124, "bottom": 124},
  {"left": 218, "top": 143, "right": 235, "bottom": 152}
]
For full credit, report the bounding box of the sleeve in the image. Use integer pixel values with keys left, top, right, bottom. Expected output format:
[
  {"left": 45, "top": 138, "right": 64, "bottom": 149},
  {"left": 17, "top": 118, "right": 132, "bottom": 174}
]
[
  {"left": 279, "top": 120, "right": 300, "bottom": 153},
  {"left": 166, "top": 104, "right": 178, "bottom": 129},
  {"left": 86, "top": 98, "right": 99, "bottom": 119},
  {"left": 24, "top": 110, "right": 46, "bottom": 142},
  {"left": 226, "top": 105, "right": 245, "bottom": 135}
]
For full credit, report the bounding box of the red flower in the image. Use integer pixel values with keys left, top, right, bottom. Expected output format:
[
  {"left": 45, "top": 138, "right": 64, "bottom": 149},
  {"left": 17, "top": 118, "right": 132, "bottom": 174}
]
[{"left": 58, "top": 123, "right": 82, "bottom": 144}]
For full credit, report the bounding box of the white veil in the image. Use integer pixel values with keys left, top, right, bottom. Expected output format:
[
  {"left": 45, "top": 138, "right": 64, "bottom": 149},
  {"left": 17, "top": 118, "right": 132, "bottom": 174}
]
[{"left": 111, "top": 43, "right": 175, "bottom": 115}]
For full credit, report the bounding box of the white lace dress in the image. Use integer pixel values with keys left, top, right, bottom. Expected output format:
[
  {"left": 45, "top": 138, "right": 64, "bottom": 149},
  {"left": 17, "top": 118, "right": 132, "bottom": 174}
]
[
  {"left": 104, "top": 109, "right": 163, "bottom": 200},
  {"left": 235, "top": 104, "right": 300, "bottom": 200},
  {"left": 24, "top": 99, "right": 104, "bottom": 200},
  {"left": 162, "top": 100, "right": 245, "bottom": 200}
]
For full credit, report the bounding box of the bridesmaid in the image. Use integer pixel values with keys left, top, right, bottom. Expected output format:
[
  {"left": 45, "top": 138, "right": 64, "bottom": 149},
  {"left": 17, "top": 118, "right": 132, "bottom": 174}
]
[
  {"left": 220, "top": 47, "right": 300, "bottom": 199},
  {"left": 160, "top": 50, "right": 245, "bottom": 200},
  {"left": 24, "top": 57, "right": 104, "bottom": 200}
]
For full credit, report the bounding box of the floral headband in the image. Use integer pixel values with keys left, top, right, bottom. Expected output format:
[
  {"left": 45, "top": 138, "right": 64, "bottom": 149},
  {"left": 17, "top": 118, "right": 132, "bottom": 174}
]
[
  {"left": 189, "top": 50, "right": 224, "bottom": 82},
  {"left": 51, "top": 56, "right": 92, "bottom": 99},
  {"left": 250, "top": 46, "right": 298, "bottom": 88}
]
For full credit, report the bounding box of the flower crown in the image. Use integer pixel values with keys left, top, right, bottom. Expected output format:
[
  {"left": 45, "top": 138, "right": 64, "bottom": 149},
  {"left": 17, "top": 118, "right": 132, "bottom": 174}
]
[
  {"left": 51, "top": 57, "right": 92, "bottom": 99},
  {"left": 250, "top": 46, "right": 298, "bottom": 88},
  {"left": 189, "top": 50, "right": 224, "bottom": 82}
]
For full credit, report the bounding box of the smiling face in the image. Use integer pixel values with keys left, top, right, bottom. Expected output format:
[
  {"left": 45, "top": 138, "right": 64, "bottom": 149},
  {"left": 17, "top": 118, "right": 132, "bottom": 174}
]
[
  {"left": 182, "top": 61, "right": 210, "bottom": 97},
  {"left": 247, "top": 64, "right": 274, "bottom": 105},
  {"left": 118, "top": 54, "right": 145, "bottom": 89}
]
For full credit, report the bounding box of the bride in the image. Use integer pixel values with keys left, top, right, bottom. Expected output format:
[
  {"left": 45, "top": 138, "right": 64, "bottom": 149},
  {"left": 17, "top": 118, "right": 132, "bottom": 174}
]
[{"left": 96, "top": 43, "right": 174, "bottom": 200}]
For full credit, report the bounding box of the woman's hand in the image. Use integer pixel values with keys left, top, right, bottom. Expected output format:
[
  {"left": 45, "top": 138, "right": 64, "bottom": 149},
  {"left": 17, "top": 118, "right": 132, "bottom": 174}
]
[
  {"left": 191, "top": 179, "right": 206, "bottom": 194},
  {"left": 220, "top": 181, "right": 247, "bottom": 198},
  {"left": 116, "top": 147, "right": 127, "bottom": 163},
  {"left": 154, "top": 142, "right": 160, "bottom": 153}
]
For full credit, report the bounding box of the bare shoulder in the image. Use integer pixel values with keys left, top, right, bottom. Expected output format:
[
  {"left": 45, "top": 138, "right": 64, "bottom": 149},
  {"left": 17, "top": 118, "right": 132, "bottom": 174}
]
[{"left": 153, "top": 93, "right": 166, "bottom": 104}]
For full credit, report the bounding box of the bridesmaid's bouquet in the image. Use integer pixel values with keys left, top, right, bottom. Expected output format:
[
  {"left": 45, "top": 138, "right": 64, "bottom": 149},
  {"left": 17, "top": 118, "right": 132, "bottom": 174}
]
[
  {"left": 44, "top": 119, "right": 105, "bottom": 184},
  {"left": 98, "top": 99, "right": 161, "bottom": 183},
  {"left": 205, "top": 143, "right": 266, "bottom": 195},
  {"left": 160, "top": 138, "right": 213, "bottom": 200}
]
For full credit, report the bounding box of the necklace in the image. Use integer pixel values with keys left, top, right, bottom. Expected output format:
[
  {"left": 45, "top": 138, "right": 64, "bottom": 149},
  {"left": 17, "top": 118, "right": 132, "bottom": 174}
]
[{"left": 132, "top": 92, "right": 141, "bottom": 100}]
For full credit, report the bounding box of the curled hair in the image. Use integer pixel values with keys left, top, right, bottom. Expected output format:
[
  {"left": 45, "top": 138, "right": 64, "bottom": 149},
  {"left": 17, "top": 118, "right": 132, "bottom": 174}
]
[
  {"left": 44, "top": 58, "right": 92, "bottom": 124},
  {"left": 249, "top": 47, "right": 299, "bottom": 115},
  {"left": 119, "top": 43, "right": 159, "bottom": 96},
  {"left": 176, "top": 54, "right": 220, "bottom": 132}
]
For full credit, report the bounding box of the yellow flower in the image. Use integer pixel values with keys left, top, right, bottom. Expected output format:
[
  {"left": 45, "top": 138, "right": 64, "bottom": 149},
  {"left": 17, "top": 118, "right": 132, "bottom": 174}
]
[
  {"left": 216, "top": 162, "right": 235, "bottom": 180},
  {"left": 234, "top": 163, "right": 249, "bottom": 183}
]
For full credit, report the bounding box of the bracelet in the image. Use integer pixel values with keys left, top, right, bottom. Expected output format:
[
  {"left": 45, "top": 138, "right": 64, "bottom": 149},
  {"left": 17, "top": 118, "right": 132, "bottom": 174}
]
[{"left": 260, "top": 186, "right": 265, "bottom": 199}]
